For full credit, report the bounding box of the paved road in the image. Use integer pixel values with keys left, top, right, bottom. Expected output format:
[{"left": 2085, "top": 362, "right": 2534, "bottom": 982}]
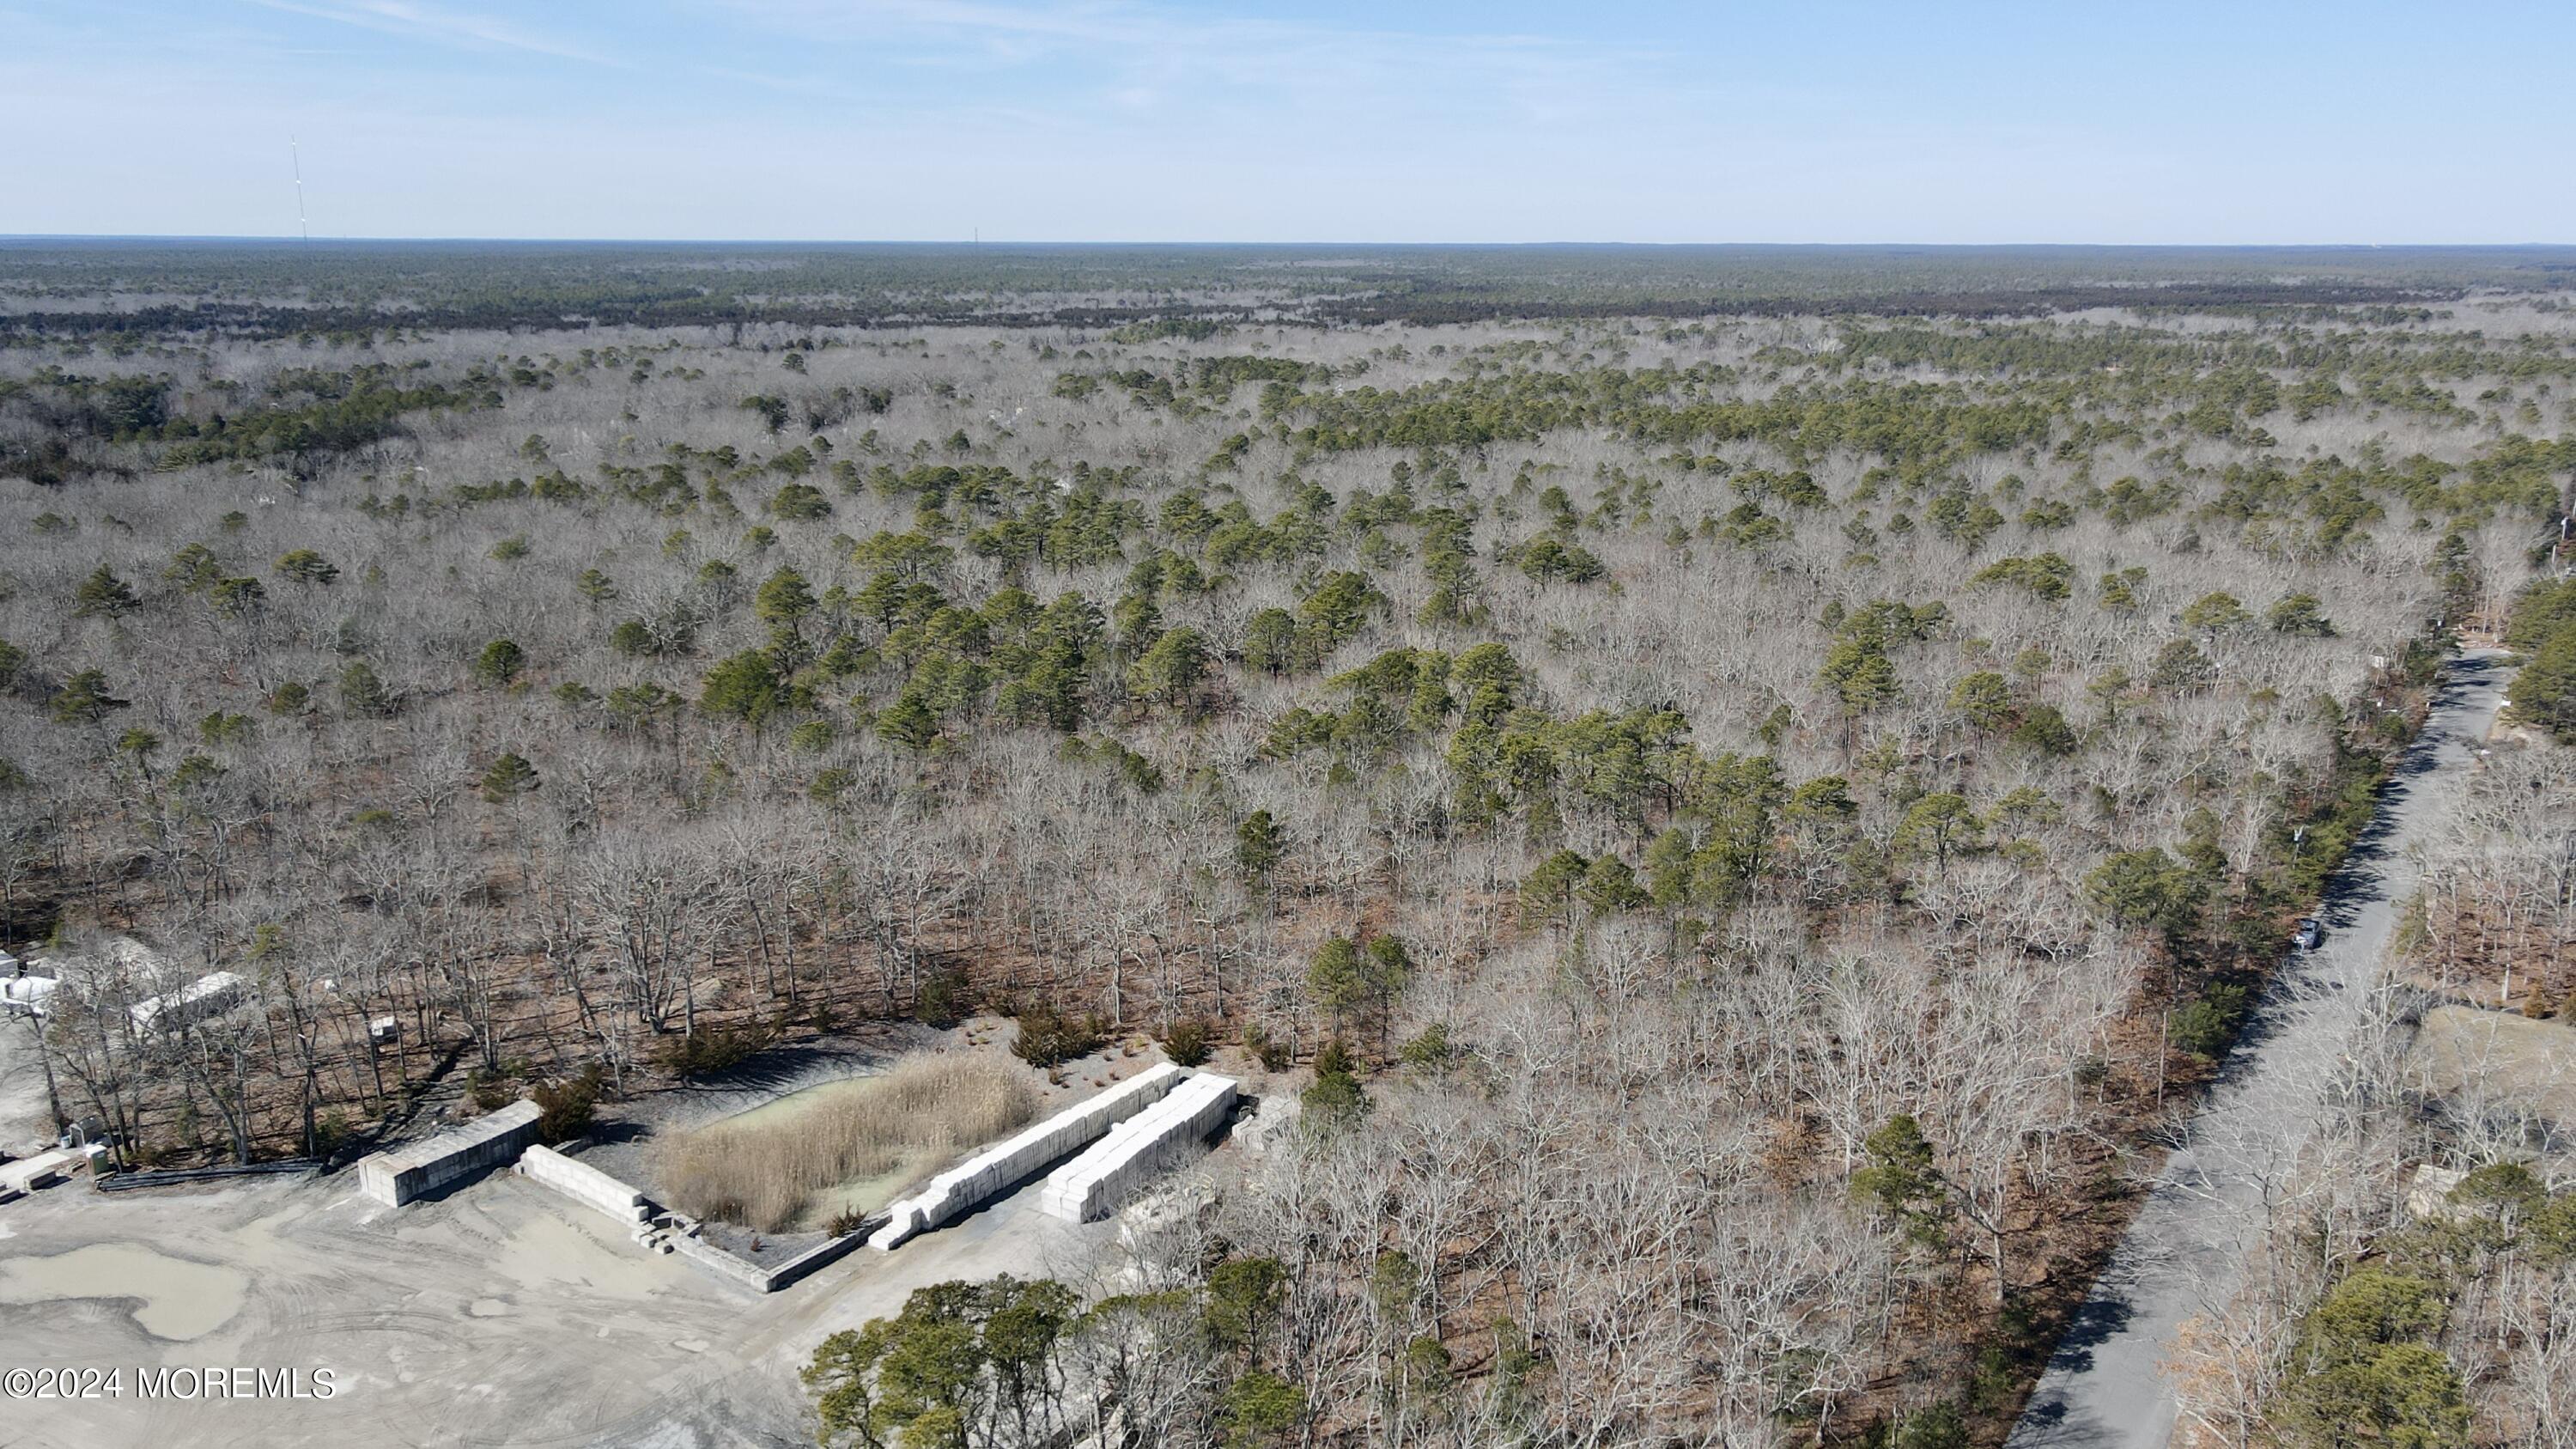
[{"left": 2010, "top": 649, "right": 2512, "bottom": 1449}]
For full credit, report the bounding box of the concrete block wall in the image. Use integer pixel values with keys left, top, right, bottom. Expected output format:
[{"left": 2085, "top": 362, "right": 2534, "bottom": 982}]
[
  {"left": 1038, "top": 1072, "right": 1236, "bottom": 1224},
  {"left": 355, "top": 1100, "right": 543, "bottom": 1208},
  {"left": 0, "top": 1148, "right": 80, "bottom": 1195},
  {"left": 515, "top": 1143, "right": 652, "bottom": 1227},
  {"left": 872, "top": 1062, "right": 1184, "bottom": 1251},
  {"left": 661, "top": 1211, "right": 884, "bottom": 1294},
  {"left": 670, "top": 1227, "right": 773, "bottom": 1292},
  {"left": 759, "top": 1230, "right": 877, "bottom": 1292}
]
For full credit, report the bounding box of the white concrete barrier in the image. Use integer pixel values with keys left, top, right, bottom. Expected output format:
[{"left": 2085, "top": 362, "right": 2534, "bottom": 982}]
[
  {"left": 872, "top": 1063, "right": 1184, "bottom": 1251},
  {"left": 661, "top": 1211, "right": 884, "bottom": 1293},
  {"left": 670, "top": 1227, "right": 773, "bottom": 1291},
  {"left": 355, "top": 1100, "right": 543, "bottom": 1208},
  {"left": 514, "top": 1143, "right": 652, "bottom": 1227},
  {"left": 1038, "top": 1072, "right": 1236, "bottom": 1224},
  {"left": 0, "top": 1148, "right": 81, "bottom": 1196}
]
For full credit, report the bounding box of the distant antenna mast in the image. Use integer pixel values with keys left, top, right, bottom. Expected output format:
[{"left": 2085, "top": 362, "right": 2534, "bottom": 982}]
[{"left": 291, "top": 137, "right": 309, "bottom": 242}]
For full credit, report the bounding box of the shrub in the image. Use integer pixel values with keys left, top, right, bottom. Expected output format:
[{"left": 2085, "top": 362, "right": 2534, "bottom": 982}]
[
  {"left": 271, "top": 547, "right": 341, "bottom": 586},
  {"left": 2172, "top": 983, "right": 2250, "bottom": 1059},
  {"left": 472, "top": 638, "right": 526, "bottom": 687},
  {"left": 479, "top": 752, "right": 539, "bottom": 803},
  {"left": 805, "top": 1276, "right": 1079, "bottom": 1449},
  {"left": 338, "top": 661, "right": 392, "bottom": 715},
  {"left": 2087, "top": 848, "right": 2196, "bottom": 935},
  {"left": 533, "top": 1064, "right": 605, "bottom": 1145},
  {"left": 2277, "top": 1270, "right": 2470, "bottom": 1448},
  {"left": 2513, "top": 622, "right": 2576, "bottom": 745},
  {"left": 1160, "top": 1019, "right": 1212, "bottom": 1068},
  {"left": 1400, "top": 1023, "right": 1453, "bottom": 1072},
  {"left": 1221, "top": 1369, "right": 1308, "bottom": 1446},
  {"left": 1303, "top": 1040, "right": 1370, "bottom": 1127},
  {"left": 2504, "top": 575, "right": 2576, "bottom": 651},
  {"left": 1204, "top": 1256, "right": 1288, "bottom": 1349},
  {"left": 656, "top": 1019, "right": 774, "bottom": 1079},
  {"left": 917, "top": 965, "right": 971, "bottom": 1028},
  {"left": 1886, "top": 1399, "right": 1969, "bottom": 1449},
  {"left": 1243, "top": 1024, "right": 1288, "bottom": 1072},
  {"left": 2009, "top": 703, "right": 2078, "bottom": 757},
  {"left": 2530, "top": 1192, "right": 2576, "bottom": 1263},
  {"left": 1010, "top": 1002, "right": 1108, "bottom": 1068}
]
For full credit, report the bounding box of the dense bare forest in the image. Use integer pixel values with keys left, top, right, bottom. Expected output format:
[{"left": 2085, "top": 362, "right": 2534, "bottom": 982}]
[{"left": 3, "top": 245, "right": 2573, "bottom": 1446}]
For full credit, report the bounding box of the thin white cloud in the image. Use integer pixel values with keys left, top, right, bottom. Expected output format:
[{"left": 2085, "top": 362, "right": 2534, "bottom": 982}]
[
  {"left": 699, "top": 65, "right": 865, "bottom": 100},
  {"left": 708, "top": 0, "right": 1671, "bottom": 103},
  {"left": 244, "top": 0, "right": 627, "bottom": 67}
]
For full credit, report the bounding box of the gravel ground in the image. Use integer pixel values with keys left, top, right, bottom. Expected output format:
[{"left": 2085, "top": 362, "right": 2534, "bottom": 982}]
[
  {"left": 0, "top": 1013, "right": 1232, "bottom": 1447},
  {"left": 0, "top": 1129, "right": 1124, "bottom": 1448}
]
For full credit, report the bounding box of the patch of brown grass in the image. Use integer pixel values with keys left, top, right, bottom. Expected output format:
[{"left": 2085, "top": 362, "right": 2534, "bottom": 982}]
[{"left": 655, "top": 1054, "right": 1036, "bottom": 1233}]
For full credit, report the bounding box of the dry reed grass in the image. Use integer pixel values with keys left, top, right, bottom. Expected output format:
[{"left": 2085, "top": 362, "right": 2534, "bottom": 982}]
[{"left": 655, "top": 1054, "right": 1036, "bottom": 1232}]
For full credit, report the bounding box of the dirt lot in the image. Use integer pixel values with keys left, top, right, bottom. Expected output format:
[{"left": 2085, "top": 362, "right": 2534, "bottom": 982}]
[
  {"left": 0, "top": 1137, "right": 1122, "bottom": 1448},
  {"left": 0, "top": 1014, "right": 1231, "bottom": 1448},
  {"left": 2414, "top": 1002, "right": 2576, "bottom": 1126}
]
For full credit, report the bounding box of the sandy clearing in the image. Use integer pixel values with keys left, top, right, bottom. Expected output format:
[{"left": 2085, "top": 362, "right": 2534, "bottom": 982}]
[
  {"left": 0, "top": 1127, "right": 1118, "bottom": 1448},
  {"left": 0, "top": 1243, "right": 249, "bottom": 1340}
]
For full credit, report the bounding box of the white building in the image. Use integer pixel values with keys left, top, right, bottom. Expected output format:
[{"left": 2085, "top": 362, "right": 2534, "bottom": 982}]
[
  {"left": 128, "top": 970, "right": 250, "bottom": 1034},
  {"left": 0, "top": 973, "right": 59, "bottom": 1018}
]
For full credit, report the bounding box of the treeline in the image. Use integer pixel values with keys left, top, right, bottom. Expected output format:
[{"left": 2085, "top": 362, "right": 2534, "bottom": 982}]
[{"left": 6, "top": 241, "right": 2572, "bottom": 342}]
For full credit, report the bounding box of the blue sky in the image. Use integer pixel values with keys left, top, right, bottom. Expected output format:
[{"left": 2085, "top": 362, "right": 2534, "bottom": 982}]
[{"left": 3, "top": 0, "right": 2569, "bottom": 242}]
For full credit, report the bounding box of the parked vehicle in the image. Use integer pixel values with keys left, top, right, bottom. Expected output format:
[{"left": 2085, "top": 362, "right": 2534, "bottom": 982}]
[{"left": 2293, "top": 917, "right": 2324, "bottom": 951}]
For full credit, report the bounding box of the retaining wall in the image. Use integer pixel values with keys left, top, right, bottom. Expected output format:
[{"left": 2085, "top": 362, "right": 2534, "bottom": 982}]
[
  {"left": 514, "top": 1144, "right": 652, "bottom": 1227},
  {"left": 1039, "top": 1072, "right": 1236, "bottom": 1224},
  {"left": 671, "top": 1227, "right": 772, "bottom": 1291},
  {"left": 355, "top": 1100, "right": 543, "bottom": 1208},
  {"left": 665, "top": 1212, "right": 886, "bottom": 1293},
  {"left": 756, "top": 1227, "right": 880, "bottom": 1291},
  {"left": 872, "top": 1062, "right": 1184, "bottom": 1251}
]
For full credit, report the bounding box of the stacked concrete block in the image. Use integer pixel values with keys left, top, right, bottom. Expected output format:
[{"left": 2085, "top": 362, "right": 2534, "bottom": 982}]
[
  {"left": 1039, "top": 1072, "right": 1236, "bottom": 1224},
  {"left": 872, "top": 1062, "right": 1185, "bottom": 1251},
  {"left": 514, "top": 1143, "right": 653, "bottom": 1227},
  {"left": 0, "top": 1148, "right": 82, "bottom": 1195},
  {"left": 355, "top": 1100, "right": 543, "bottom": 1208}
]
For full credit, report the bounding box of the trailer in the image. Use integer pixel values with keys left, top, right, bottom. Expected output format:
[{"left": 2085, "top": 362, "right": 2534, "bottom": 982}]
[{"left": 128, "top": 971, "right": 250, "bottom": 1034}]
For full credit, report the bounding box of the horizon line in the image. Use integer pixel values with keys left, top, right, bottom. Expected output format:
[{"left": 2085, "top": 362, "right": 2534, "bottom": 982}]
[{"left": 7, "top": 234, "right": 2576, "bottom": 252}]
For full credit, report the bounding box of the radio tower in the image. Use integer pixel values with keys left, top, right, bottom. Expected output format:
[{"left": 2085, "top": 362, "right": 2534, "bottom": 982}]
[{"left": 292, "top": 137, "right": 309, "bottom": 242}]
